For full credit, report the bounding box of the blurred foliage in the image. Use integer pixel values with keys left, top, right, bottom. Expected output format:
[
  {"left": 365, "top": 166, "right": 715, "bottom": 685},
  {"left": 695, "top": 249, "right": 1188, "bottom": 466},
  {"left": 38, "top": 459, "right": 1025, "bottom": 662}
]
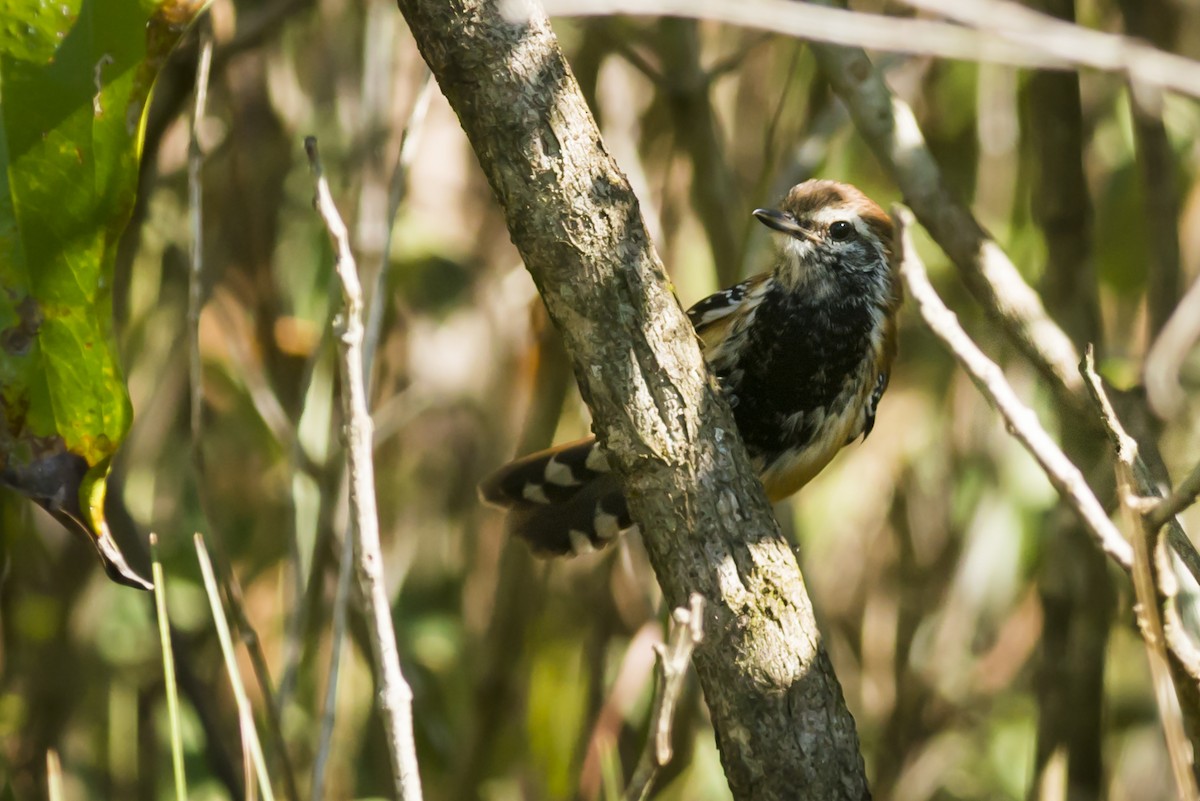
[{"left": 2, "top": 0, "right": 1200, "bottom": 799}]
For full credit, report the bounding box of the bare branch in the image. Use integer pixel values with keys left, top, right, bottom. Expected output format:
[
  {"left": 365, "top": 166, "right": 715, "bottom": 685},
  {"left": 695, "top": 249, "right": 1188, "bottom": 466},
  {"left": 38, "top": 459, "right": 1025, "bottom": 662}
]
[
  {"left": 895, "top": 207, "right": 1132, "bottom": 572},
  {"left": 624, "top": 594, "right": 705, "bottom": 801},
  {"left": 314, "top": 67, "right": 432, "bottom": 801},
  {"left": 897, "top": 0, "right": 1200, "bottom": 99},
  {"left": 1080, "top": 354, "right": 1200, "bottom": 798},
  {"left": 1150, "top": 464, "right": 1200, "bottom": 531},
  {"left": 1145, "top": 273, "right": 1200, "bottom": 420},
  {"left": 304, "top": 136, "right": 424, "bottom": 801},
  {"left": 529, "top": 0, "right": 1200, "bottom": 101},
  {"left": 527, "top": 0, "right": 1066, "bottom": 68}
]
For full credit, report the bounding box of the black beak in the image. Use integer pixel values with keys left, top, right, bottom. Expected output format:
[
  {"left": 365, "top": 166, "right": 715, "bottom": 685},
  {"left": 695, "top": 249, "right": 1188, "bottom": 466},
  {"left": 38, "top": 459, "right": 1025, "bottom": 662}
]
[{"left": 753, "top": 208, "right": 818, "bottom": 242}]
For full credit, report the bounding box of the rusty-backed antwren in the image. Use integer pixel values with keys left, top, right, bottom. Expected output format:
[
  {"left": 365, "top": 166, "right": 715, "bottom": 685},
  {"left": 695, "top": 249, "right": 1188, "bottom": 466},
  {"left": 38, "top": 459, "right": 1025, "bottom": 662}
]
[{"left": 480, "top": 180, "right": 901, "bottom": 556}]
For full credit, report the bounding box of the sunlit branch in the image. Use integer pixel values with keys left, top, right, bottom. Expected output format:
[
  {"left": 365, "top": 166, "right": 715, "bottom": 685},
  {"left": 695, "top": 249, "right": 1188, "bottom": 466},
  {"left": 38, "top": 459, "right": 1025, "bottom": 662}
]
[{"left": 304, "top": 136, "right": 425, "bottom": 801}]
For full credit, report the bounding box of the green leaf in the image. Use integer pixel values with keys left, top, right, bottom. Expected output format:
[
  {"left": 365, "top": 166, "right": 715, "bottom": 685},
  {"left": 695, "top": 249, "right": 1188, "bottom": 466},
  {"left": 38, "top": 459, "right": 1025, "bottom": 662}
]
[{"left": 0, "top": 0, "right": 204, "bottom": 588}]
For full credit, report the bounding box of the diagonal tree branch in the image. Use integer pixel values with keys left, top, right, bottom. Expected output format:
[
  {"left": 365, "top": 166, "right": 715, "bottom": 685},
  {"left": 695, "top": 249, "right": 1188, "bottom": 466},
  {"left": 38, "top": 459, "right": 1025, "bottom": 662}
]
[
  {"left": 1080, "top": 354, "right": 1200, "bottom": 789},
  {"left": 391, "top": 0, "right": 869, "bottom": 797},
  {"left": 895, "top": 208, "right": 1132, "bottom": 572}
]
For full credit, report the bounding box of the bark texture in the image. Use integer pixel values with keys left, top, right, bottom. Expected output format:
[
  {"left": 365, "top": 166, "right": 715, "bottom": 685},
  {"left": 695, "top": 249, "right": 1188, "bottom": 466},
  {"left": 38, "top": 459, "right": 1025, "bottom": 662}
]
[{"left": 391, "top": 0, "right": 869, "bottom": 797}]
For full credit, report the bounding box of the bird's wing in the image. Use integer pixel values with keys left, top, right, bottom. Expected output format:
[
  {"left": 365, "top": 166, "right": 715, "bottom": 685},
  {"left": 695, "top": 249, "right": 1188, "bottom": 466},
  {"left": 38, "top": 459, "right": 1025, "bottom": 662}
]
[{"left": 685, "top": 272, "right": 771, "bottom": 352}]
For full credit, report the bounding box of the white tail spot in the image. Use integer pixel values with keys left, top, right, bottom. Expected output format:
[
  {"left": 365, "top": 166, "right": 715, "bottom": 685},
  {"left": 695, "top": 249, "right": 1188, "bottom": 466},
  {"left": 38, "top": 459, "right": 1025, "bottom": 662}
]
[
  {"left": 522, "top": 483, "right": 550, "bottom": 504},
  {"left": 544, "top": 456, "right": 580, "bottom": 487},
  {"left": 593, "top": 510, "right": 621, "bottom": 541},
  {"left": 568, "top": 529, "right": 596, "bottom": 555},
  {"left": 585, "top": 446, "right": 610, "bottom": 473}
]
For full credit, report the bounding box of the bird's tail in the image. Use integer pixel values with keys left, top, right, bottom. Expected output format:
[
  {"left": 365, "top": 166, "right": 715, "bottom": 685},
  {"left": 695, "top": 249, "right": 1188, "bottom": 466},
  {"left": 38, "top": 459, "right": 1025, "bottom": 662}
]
[{"left": 478, "top": 437, "right": 633, "bottom": 555}]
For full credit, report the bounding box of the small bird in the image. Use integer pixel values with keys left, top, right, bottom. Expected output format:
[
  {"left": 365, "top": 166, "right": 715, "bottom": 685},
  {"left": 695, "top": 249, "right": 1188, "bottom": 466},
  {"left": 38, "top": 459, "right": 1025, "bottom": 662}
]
[{"left": 480, "top": 180, "right": 901, "bottom": 556}]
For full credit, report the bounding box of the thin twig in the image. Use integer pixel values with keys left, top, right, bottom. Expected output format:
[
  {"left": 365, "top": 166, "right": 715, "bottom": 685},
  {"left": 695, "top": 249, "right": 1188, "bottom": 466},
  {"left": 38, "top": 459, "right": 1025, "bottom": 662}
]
[
  {"left": 897, "top": 0, "right": 1200, "bottom": 99},
  {"left": 1150, "top": 464, "right": 1200, "bottom": 531},
  {"left": 894, "top": 207, "right": 1132, "bottom": 572},
  {"left": 1145, "top": 271, "right": 1200, "bottom": 420},
  {"left": 305, "top": 136, "right": 424, "bottom": 801},
  {"left": 151, "top": 533, "right": 188, "bottom": 801},
  {"left": 362, "top": 72, "right": 435, "bottom": 377},
  {"left": 188, "top": 28, "right": 214, "bottom": 446},
  {"left": 1080, "top": 353, "right": 1200, "bottom": 799},
  {"left": 530, "top": 0, "right": 1200, "bottom": 101},
  {"left": 310, "top": 503, "right": 354, "bottom": 801},
  {"left": 528, "top": 0, "right": 1064, "bottom": 67},
  {"left": 196, "top": 534, "right": 275, "bottom": 801},
  {"left": 311, "top": 70, "right": 433, "bottom": 801},
  {"left": 704, "top": 32, "right": 773, "bottom": 82},
  {"left": 624, "top": 594, "right": 705, "bottom": 801},
  {"left": 45, "top": 750, "right": 63, "bottom": 801},
  {"left": 186, "top": 28, "right": 301, "bottom": 801}
]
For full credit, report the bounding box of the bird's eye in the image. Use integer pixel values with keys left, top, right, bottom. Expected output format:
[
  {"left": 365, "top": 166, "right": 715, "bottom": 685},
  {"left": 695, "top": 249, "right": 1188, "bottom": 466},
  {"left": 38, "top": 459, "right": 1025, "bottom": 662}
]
[{"left": 829, "top": 220, "right": 854, "bottom": 241}]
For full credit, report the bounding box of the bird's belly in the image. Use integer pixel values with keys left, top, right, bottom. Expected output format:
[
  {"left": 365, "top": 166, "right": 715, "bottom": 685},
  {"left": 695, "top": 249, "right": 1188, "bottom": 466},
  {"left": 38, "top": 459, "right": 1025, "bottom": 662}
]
[
  {"left": 755, "top": 395, "right": 865, "bottom": 501},
  {"left": 727, "top": 353, "right": 876, "bottom": 500}
]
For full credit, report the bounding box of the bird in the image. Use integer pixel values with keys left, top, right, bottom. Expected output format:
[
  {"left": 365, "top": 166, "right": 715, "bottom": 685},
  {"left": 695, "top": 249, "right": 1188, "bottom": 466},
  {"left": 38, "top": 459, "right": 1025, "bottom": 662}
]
[{"left": 479, "top": 179, "right": 901, "bottom": 557}]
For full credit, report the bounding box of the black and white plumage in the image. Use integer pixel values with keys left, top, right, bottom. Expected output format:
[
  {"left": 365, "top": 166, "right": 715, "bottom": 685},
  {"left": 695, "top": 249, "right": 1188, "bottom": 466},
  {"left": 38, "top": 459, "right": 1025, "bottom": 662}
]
[{"left": 480, "top": 180, "right": 902, "bottom": 556}]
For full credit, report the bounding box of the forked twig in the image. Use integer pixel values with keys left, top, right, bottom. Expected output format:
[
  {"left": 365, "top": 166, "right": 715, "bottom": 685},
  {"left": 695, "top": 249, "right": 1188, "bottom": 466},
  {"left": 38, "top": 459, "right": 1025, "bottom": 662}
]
[
  {"left": 624, "top": 594, "right": 705, "bottom": 801},
  {"left": 1080, "top": 354, "right": 1200, "bottom": 800},
  {"left": 894, "top": 207, "right": 1132, "bottom": 572}
]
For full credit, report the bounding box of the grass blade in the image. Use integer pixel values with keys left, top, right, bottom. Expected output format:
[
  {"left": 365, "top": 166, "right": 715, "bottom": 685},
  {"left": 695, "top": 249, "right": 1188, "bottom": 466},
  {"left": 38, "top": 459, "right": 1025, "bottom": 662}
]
[{"left": 195, "top": 533, "right": 275, "bottom": 801}]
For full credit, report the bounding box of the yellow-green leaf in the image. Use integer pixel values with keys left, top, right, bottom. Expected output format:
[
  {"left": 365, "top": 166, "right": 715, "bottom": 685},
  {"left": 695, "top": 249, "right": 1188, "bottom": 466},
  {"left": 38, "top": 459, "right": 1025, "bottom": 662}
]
[{"left": 0, "top": 0, "right": 205, "bottom": 588}]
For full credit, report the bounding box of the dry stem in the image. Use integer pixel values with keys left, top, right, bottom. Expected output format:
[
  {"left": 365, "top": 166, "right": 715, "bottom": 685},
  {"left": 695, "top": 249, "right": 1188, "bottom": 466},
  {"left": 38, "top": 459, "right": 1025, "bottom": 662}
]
[
  {"left": 624, "top": 594, "right": 705, "bottom": 801},
  {"left": 304, "top": 136, "right": 424, "bottom": 801}
]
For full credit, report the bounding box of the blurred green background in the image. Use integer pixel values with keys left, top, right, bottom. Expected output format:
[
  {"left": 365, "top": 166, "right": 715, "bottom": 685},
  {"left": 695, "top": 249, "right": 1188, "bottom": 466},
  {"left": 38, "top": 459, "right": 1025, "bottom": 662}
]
[{"left": 3, "top": 0, "right": 1200, "bottom": 798}]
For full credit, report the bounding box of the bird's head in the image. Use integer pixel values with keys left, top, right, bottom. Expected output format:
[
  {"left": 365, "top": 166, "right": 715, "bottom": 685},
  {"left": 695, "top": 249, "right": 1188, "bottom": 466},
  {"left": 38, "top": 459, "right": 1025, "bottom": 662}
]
[{"left": 754, "top": 180, "right": 895, "bottom": 298}]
